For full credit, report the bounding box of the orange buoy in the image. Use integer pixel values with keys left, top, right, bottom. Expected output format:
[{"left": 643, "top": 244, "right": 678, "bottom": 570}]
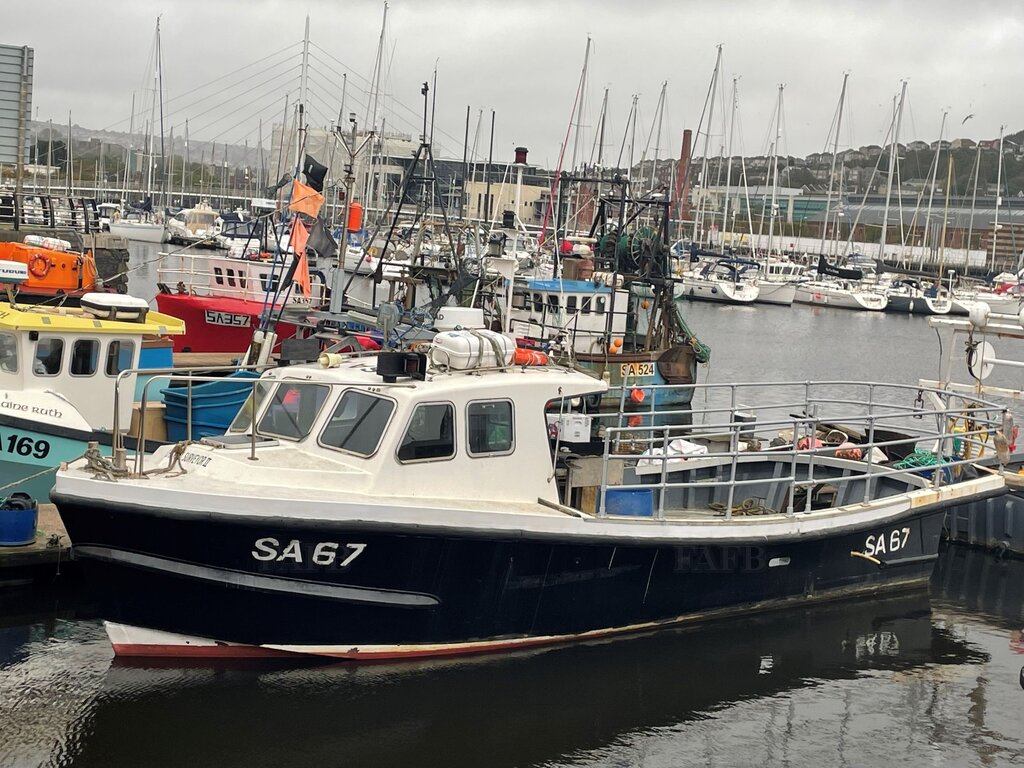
[
  {"left": 629, "top": 388, "right": 645, "bottom": 404},
  {"left": 513, "top": 347, "right": 548, "bottom": 365},
  {"left": 347, "top": 201, "right": 364, "bottom": 232},
  {"left": 28, "top": 254, "right": 50, "bottom": 278}
]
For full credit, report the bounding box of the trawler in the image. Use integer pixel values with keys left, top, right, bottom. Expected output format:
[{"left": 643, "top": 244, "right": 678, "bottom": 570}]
[{"left": 54, "top": 329, "right": 1006, "bottom": 659}]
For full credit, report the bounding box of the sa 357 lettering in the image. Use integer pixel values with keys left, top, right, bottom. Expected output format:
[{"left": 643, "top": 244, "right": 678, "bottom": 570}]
[
  {"left": 251, "top": 537, "right": 366, "bottom": 567},
  {"left": 864, "top": 527, "right": 911, "bottom": 557}
]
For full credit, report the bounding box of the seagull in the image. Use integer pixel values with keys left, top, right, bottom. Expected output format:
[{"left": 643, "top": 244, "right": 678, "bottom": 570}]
[{"left": 962, "top": 114, "right": 975, "bottom": 125}]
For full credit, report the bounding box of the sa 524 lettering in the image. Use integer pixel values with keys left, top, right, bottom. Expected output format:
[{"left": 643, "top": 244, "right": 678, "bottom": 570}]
[{"left": 251, "top": 537, "right": 366, "bottom": 568}]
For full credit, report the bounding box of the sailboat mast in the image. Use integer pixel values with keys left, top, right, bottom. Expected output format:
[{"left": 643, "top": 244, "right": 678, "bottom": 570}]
[
  {"left": 569, "top": 36, "right": 591, "bottom": 172},
  {"left": 965, "top": 142, "right": 982, "bottom": 260},
  {"left": 767, "top": 85, "right": 783, "bottom": 257},
  {"left": 295, "top": 15, "right": 310, "bottom": 176},
  {"left": 937, "top": 156, "right": 953, "bottom": 279},
  {"left": 879, "top": 79, "right": 907, "bottom": 261},
  {"left": 157, "top": 16, "right": 166, "bottom": 208},
  {"left": 146, "top": 30, "right": 157, "bottom": 203},
  {"left": 183, "top": 119, "right": 189, "bottom": 200},
  {"left": 590, "top": 87, "right": 608, "bottom": 167},
  {"left": 721, "top": 77, "right": 738, "bottom": 248},
  {"left": 123, "top": 96, "right": 134, "bottom": 197},
  {"left": 991, "top": 125, "right": 1005, "bottom": 273},
  {"left": 693, "top": 44, "right": 722, "bottom": 246},
  {"left": 819, "top": 72, "right": 848, "bottom": 257},
  {"left": 366, "top": 3, "right": 388, "bottom": 134},
  {"left": 920, "top": 109, "right": 947, "bottom": 264}
]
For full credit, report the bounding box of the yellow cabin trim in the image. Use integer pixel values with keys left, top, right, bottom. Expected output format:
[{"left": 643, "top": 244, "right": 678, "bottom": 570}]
[{"left": 0, "top": 302, "right": 185, "bottom": 336}]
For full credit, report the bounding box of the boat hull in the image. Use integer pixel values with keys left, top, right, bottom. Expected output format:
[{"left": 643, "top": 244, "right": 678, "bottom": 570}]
[
  {"left": 676, "top": 278, "right": 759, "bottom": 305},
  {"left": 0, "top": 418, "right": 162, "bottom": 502},
  {"left": 794, "top": 285, "right": 887, "bottom": 311},
  {"left": 56, "top": 494, "right": 948, "bottom": 659},
  {"left": 884, "top": 294, "right": 951, "bottom": 316},
  {"left": 154, "top": 293, "right": 298, "bottom": 354},
  {"left": 754, "top": 281, "right": 797, "bottom": 306},
  {"left": 108, "top": 222, "right": 166, "bottom": 243}
]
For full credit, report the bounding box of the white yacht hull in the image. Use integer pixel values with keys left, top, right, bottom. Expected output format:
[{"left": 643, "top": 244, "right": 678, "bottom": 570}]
[
  {"left": 108, "top": 222, "right": 167, "bottom": 243},
  {"left": 754, "top": 281, "right": 797, "bottom": 306},
  {"left": 795, "top": 284, "right": 887, "bottom": 311},
  {"left": 676, "top": 277, "right": 759, "bottom": 305},
  {"left": 957, "top": 293, "right": 1020, "bottom": 316}
]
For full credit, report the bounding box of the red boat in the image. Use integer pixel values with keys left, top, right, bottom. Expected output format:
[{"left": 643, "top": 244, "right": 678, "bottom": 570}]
[{"left": 154, "top": 291, "right": 300, "bottom": 354}]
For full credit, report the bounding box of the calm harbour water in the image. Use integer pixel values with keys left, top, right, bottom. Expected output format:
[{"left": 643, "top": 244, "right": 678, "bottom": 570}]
[{"left": 0, "top": 254, "right": 1022, "bottom": 767}]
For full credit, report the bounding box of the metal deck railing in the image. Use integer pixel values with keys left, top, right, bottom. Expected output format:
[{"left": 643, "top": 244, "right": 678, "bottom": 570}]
[
  {"left": 581, "top": 379, "right": 1008, "bottom": 518},
  {"left": 99, "top": 365, "right": 1009, "bottom": 519}
]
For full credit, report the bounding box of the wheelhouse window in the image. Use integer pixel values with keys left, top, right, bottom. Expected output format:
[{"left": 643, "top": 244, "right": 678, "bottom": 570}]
[
  {"left": 467, "top": 400, "right": 514, "bottom": 456},
  {"left": 70, "top": 339, "right": 100, "bottom": 376},
  {"left": 320, "top": 390, "right": 395, "bottom": 457},
  {"left": 105, "top": 340, "right": 136, "bottom": 376},
  {"left": 256, "top": 382, "right": 329, "bottom": 441},
  {"left": 229, "top": 381, "right": 272, "bottom": 433},
  {"left": 0, "top": 332, "right": 18, "bottom": 373},
  {"left": 397, "top": 403, "right": 455, "bottom": 462},
  {"left": 33, "top": 338, "right": 64, "bottom": 376}
]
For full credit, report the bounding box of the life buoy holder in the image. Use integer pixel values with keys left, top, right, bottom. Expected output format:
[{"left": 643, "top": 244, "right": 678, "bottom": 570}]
[{"left": 28, "top": 254, "right": 50, "bottom": 279}]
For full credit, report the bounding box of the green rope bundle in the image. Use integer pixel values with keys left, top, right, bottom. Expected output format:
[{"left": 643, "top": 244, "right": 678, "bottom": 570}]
[
  {"left": 674, "top": 304, "right": 712, "bottom": 364},
  {"left": 892, "top": 449, "right": 942, "bottom": 469}
]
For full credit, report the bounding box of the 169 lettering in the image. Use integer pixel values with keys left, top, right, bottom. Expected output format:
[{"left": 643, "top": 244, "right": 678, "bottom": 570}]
[
  {"left": 251, "top": 537, "right": 366, "bottom": 567},
  {"left": 1, "top": 433, "right": 49, "bottom": 459}
]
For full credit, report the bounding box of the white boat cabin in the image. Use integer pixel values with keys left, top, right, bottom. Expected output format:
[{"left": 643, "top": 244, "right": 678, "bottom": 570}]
[
  {"left": 212, "top": 349, "right": 604, "bottom": 506},
  {"left": 159, "top": 252, "right": 319, "bottom": 304},
  {"left": 510, "top": 278, "right": 628, "bottom": 355}
]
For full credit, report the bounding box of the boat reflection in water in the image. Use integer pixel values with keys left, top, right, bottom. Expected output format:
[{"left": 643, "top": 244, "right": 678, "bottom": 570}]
[{"left": 67, "top": 590, "right": 983, "bottom": 768}]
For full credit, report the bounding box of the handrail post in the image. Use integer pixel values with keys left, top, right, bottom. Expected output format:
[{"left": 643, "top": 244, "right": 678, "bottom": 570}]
[
  {"left": 250, "top": 382, "right": 259, "bottom": 461},
  {"left": 724, "top": 418, "right": 738, "bottom": 519},
  {"left": 863, "top": 415, "right": 876, "bottom": 502},
  {"left": 186, "top": 375, "right": 193, "bottom": 442},
  {"left": 804, "top": 417, "right": 817, "bottom": 514},
  {"left": 658, "top": 425, "right": 669, "bottom": 520},
  {"left": 599, "top": 427, "right": 611, "bottom": 517},
  {"left": 135, "top": 376, "right": 154, "bottom": 476}
]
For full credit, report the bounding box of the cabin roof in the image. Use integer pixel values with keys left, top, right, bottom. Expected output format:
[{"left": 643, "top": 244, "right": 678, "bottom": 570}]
[
  {"left": 264, "top": 354, "right": 607, "bottom": 399},
  {"left": 0, "top": 302, "right": 186, "bottom": 336}
]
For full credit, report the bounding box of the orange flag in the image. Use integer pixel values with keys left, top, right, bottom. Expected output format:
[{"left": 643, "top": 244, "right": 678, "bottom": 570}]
[
  {"left": 289, "top": 179, "right": 324, "bottom": 218},
  {"left": 290, "top": 218, "right": 312, "bottom": 298}
]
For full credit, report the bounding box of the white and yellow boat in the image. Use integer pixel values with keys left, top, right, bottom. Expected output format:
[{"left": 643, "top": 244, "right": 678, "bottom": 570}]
[{"left": 0, "top": 265, "right": 185, "bottom": 500}]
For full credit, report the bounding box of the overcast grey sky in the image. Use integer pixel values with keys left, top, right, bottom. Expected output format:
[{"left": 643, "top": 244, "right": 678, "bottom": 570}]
[{"left": 6, "top": 0, "right": 1023, "bottom": 167}]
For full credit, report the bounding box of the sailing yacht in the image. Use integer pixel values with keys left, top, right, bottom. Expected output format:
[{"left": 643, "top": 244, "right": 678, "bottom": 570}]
[
  {"left": 675, "top": 257, "right": 760, "bottom": 305},
  {"left": 753, "top": 257, "right": 803, "bottom": 306},
  {"left": 884, "top": 278, "right": 954, "bottom": 315},
  {"left": 794, "top": 256, "right": 887, "bottom": 310},
  {"left": 111, "top": 18, "right": 169, "bottom": 244}
]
